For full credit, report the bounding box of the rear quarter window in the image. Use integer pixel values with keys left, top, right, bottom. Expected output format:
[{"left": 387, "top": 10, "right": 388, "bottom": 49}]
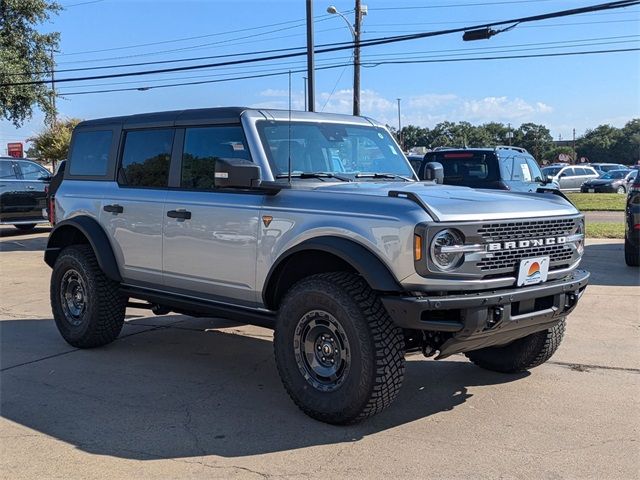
[{"left": 68, "top": 130, "right": 113, "bottom": 176}]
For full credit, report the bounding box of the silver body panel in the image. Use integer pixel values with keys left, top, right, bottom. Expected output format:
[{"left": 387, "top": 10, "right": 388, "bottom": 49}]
[{"left": 55, "top": 108, "right": 583, "bottom": 307}]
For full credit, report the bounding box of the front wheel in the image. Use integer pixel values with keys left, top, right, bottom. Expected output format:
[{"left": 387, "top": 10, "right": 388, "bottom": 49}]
[
  {"left": 274, "top": 272, "right": 405, "bottom": 424},
  {"left": 51, "top": 245, "right": 127, "bottom": 348},
  {"left": 465, "top": 319, "right": 565, "bottom": 373},
  {"left": 617, "top": 186, "right": 626, "bottom": 194}
]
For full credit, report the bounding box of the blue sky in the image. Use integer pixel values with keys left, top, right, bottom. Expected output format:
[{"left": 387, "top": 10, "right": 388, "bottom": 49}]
[{"left": 1, "top": 0, "right": 639, "bottom": 153}]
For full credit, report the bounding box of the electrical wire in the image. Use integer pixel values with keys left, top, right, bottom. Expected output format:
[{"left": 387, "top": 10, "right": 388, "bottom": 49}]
[
  {"left": 3, "top": 0, "right": 638, "bottom": 87},
  {"left": 58, "top": 47, "right": 639, "bottom": 96}
]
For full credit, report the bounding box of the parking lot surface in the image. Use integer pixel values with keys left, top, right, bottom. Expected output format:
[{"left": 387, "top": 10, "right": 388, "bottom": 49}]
[{"left": 1, "top": 227, "right": 638, "bottom": 479}]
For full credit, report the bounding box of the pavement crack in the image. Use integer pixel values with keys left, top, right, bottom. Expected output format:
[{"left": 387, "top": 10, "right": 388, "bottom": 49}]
[{"left": 548, "top": 361, "right": 640, "bottom": 374}]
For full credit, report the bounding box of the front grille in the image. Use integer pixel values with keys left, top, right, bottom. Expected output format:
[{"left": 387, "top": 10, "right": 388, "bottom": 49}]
[
  {"left": 474, "top": 217, "right": 580, "bottom": 274},
  {"left": 477, "top": 218, "right": 578, "bottom": 242},
  {"left": 477, "top": 244, "right": 574, "bottom": 272}
]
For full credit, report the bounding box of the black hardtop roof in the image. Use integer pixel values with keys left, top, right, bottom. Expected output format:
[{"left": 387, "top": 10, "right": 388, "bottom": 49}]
[
  {"left": 426, "top": 147, "right": 531, "bottom": 157},
  {"left": 77, "top": 107, "right": 249, "bottom": 129}
]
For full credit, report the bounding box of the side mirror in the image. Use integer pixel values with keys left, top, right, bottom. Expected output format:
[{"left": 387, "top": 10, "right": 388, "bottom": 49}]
[
  {"left": 423, "top": 162, "right": 444, "bottom": 184},
  {"left": 214, "top": 158, "right": 262, "bottom": 189},
  {"left": 559, "top": 172, "right": 566, "bottom": 178},
  {"left": 38, "top": 174, "right": 52, "bottom": 182}
]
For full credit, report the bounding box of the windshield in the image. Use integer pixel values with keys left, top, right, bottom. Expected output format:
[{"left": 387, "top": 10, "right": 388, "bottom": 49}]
[
  {"left": 256, "top": 121, "right": 414, "bottom": 179},
  {"left": 601, "top": 170, "right": 629, "bottom": 179},
  {"left": 542, "top": 167, "right": 561, "bottom": 177}
]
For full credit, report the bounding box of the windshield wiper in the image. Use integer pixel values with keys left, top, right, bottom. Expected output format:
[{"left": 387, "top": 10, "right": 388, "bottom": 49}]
[
  {"left": 355, "top": 173, "right": 413, "bottom": 182},
  {"left": 275, "top": 172, "right": 351, "bottom": 182}
]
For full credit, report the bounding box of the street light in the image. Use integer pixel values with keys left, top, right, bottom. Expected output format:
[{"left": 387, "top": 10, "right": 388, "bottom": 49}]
[{"left": 327, "top": 3, "right": 367, "bottom": 116}]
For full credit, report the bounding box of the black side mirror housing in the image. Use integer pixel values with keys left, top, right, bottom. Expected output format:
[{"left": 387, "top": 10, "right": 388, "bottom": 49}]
[
  {"left": 39, "top": 174, "right": 52, "bottom": 182},
  {"left": 423, "top": 162, "right": 444, "bottom": 184},
  {"left": 214, "top": 158, "right": 262, "bottom": 189}
]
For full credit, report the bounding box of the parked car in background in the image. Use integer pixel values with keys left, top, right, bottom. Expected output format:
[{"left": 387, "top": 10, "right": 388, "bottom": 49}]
[
  {"left": 0, "top": 157, "right": 51, "bottom": 231},
  {"left": 406, "top": 154, "right": 425, "bottom": 174},
  {"left": 625, "top": 171, "right": 640, "bottom": 266},
  {"left": 416, "top": 146, "right": 553, "bottom": 192},
  {"left": 541, "top": 164, "right": 599, "bottom": 192},
  {"left": 588, "top": 163, "right": 627, "bottom": 176},
  {"left": 580, "top": 169, "right": 637, "bottom": 194}
]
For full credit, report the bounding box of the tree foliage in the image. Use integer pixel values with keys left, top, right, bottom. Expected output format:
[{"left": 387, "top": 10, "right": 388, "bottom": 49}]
[
  {"left": 0, "top": 0, "right": 61, "bottom": 127},
  {"left": 400, "top": 119, "right": 639, "bottom": 165},
  {"left": 26, "top": 118, "right": 81, "bottom": 162}
]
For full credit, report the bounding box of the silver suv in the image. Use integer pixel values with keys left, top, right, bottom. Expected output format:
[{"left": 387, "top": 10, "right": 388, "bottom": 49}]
[{"left": 45, "top": 108, "right": 589, "bottom": 424}]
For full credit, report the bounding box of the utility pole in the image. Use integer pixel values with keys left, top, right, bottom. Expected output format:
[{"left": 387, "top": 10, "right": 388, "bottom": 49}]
[
  {"left": 572, "top": 128, "right": 576, "bottom": 163},
  {"left": 397, "top": 98, "right": 402, "bottom": 150},
  {"left": 305, "top": 0, "right": 315, "bottom": 112},
  {"left": 353, "top": 0, "right": 362, "bottom": 116},
  {"left": 50, "top": 48, "right": 57, "bottom": 127}
]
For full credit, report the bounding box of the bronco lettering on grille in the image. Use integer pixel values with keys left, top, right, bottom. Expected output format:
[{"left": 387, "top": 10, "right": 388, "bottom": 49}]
[{"left": 487, "top": 236, "right": 567, "bottom": 251}]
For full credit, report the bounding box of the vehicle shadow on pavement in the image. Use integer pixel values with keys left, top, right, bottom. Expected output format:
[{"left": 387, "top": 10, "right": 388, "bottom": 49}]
[
  {"left": 0, "top": 316, "right": 527, "bottom": 460},
  {"left": 0, "top": 229, "right": 49, "bottom": 252},
  {"left": 0, "top": 226, "right": 51, "bottom": 238},
  {"left": 582, "top": 243, "right": 640, "bottom": 287}
]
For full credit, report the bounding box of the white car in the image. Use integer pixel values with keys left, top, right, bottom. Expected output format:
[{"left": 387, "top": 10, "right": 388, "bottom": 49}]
[{"left": 541, "top": 165, "right": 599, "bottom": 192}]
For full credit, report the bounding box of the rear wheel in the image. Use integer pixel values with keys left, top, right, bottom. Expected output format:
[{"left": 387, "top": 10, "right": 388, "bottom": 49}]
[
  {"left": 274, "top": 272, "right": 405, "bottom": 424},
  {"left": 625, "top": 238, "right": 640, "bottom": 266},
  {"left": 13, "top": 223, "right": 36, "bottom": 231},
  {"left": 465, "top": 319, "right": 565, "bottom": 373},
  {"left": 51, "top": 245, "right": 126, "bottom": 348}
]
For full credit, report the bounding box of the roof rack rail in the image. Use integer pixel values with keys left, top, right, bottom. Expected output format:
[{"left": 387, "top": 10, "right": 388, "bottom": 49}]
[{"left": 494, "top": 145, "right": 528, "bottom": 154}]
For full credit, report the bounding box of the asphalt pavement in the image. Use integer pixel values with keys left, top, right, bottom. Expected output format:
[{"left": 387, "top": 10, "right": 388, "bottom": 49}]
[{"left": 1, "top": 227, "right": 638, "bottom": 479}]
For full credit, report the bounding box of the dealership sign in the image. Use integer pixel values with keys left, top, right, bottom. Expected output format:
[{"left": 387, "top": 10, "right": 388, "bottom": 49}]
[{"left": 7, "top": 142, "right": 23, "bottom": 158}]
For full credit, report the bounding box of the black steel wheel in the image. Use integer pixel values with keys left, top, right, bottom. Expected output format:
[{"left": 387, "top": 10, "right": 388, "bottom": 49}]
[
  {"left": 51, "top": 245, "right": 126, "bottom": 348},
  {"left": 294, "top": 309, "right": 351, "bottom": 392},
  {"left": 274, "top": 272, "right": 405, "bottom": 424}
]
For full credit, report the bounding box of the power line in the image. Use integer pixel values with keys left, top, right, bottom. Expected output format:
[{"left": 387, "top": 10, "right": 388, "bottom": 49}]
[
  {"left": 3, "top": 0, "right": 639, "bottom": 87},
  {"left": 58, "top": 47, "right": 639, "bottom": 96},
  {"left": 55, "top": 35, "right": 639, "bottom": 92},
  {"left": 368, "top": 0, "right": 554, "bottom": 10}
]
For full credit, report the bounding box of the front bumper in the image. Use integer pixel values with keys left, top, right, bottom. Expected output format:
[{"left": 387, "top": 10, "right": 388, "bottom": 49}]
[
  {"left": 381, "top": 269, "right": 590, "bottom": 359},
  {"left": 581, "top": 185, "right": 617, "bottom": 193}
]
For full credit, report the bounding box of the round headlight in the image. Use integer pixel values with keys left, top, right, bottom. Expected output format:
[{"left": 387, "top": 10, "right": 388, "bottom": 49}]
[{"left": 430, "top": 229, "right": 465, "bottom": 271}]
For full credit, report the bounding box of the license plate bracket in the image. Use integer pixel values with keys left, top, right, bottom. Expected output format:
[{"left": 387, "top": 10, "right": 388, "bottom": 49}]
[{"left": 517, "top": 256, "right": 550, "bottom": 286}]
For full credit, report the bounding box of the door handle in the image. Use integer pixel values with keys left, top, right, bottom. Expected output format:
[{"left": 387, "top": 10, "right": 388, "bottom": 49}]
[
  {"left": 167, "top": 209, "right": 192, "bottom": 220},
  {"left": 25, "top": 185, "right": 35, "bottom": 190},
  {"left": 103, "top": 204, "right": 124, "bottom": 214}
]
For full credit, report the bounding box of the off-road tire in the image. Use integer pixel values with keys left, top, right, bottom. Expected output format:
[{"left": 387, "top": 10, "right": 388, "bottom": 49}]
[
  {"left": 465, "top": 319, "right": 566, "bottom": 373},
  {"left": 51, "top": 245, "right": 126, "bottom": 348},
  {"left": 625, "top": 238, "right": 640, "bottom": 266},
  {"left": 274, "top": 272, "right": 405, "bottom": 424},
  {"left": 14, "top": 223, "right": 36, "bottom": 231}
]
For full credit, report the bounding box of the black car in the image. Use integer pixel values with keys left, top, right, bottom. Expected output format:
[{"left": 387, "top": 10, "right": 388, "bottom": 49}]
[
  {"left": 625, "top": 172, "right": 640, "bottom": 266},
  {"left": 415, "top": 146, "right": 553, "bottom": 192},
  {"left": 588, "top": 162, "right": 627, "bottom": 176},
  {"left": 45, "top": 160, "right": 66, "bottom": 224},
  {"left": 581, "top": 169, "right": 637, "bottom": 194},
  {"left": 0, "top": 157, "right": 51, "bottom": 231}
]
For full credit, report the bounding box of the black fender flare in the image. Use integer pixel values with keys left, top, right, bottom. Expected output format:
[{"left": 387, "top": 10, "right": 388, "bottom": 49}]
[
  {"left": 263, "top": 236, "right": 403, "bottom": 307},
  {"left": 44, "top": 216, "right": 121, "bottom": 282}
]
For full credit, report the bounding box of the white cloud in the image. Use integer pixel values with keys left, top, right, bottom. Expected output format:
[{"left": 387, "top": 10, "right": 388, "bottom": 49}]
[{"left": 250, "top": 88, "right": 556, "bottom": 130}]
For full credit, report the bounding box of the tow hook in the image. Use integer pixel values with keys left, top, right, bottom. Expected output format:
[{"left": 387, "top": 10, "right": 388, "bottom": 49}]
[
  {"left": 487, "top": 306, "right": 504, "bottom": 328},
  {"left": 565, "top": 292, "right": 578, "bottom": 309}
]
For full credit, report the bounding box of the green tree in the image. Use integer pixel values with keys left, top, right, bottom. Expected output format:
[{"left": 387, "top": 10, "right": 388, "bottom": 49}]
[
  {"left": 576, "top": 124, "right": 623, "bottom": 163},
  {"left": 0, "top": 0, "right": 61, "bottom": 127},
  {"left": 543, "top": 146, "right": 575, "bottom": 163},
  {"left": 26, "top": 118, "right": 81, "bottom": 162},
  {"left": 614, "top": 119, "right": 640, "bottom": 165},
  {"left": 513, "top": 123, "right": 553, "bottom": 160}
]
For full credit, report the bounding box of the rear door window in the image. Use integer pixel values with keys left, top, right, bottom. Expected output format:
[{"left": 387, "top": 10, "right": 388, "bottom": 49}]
[
  {"left": 17, "top": 161, "right": 49, "bottom": 180},
  {"left": 119, "top": 129, "right": 174, "bottom": 188},
  {"left": 69, "top": 130, "right": 113, "bottom": 176}
]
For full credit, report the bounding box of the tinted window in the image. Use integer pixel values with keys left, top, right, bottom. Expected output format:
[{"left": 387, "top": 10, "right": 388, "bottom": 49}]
[
  {"left": 181, "top": 126, "right": 249, "bottom": 189},
  {"left": 564, "top": 168, "right": 576, "bottom": 176},
  {"left": 18, "top": 161, "right": 49, "bottom": 180},
  {"left": 542, "top": 166, "right": 561, "bottom": 177},
  {"left": 574, "top": 167, "right": 588, "bottom": 176},
  {"left": 120, "top": 129, "right": 173, "bottom": 188},
  {"left": 69, "top": 130, "right": 113, "bottom": 176},
  {"left": 0, "top": 160, "right": 17, "bottom": 179},
  {"left": 428, "top": 151, "right": 499, "bottom": 184}
]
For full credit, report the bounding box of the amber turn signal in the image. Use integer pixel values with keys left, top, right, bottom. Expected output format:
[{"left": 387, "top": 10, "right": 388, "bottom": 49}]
[{"left": 414, "top": 234, "right": 423, "bottom": 261}]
